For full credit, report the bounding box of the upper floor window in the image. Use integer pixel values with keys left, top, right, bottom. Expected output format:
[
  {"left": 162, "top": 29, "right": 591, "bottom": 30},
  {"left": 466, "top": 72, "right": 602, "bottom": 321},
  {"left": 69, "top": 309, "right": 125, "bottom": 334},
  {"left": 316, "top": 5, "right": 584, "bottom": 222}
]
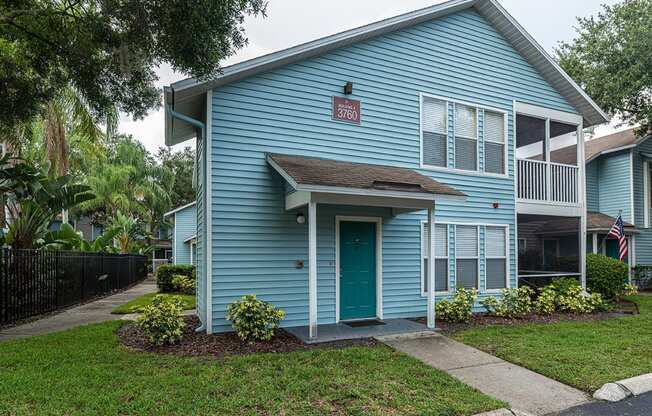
[
  {"left": 422, "top": 97, "right": 447, "bottom": 168},
  {"left": 455, "top": 104, "right": 478, "bottom": 171},
  {"left": 485, "top": 111, "right": 505, "bottom": 174}
]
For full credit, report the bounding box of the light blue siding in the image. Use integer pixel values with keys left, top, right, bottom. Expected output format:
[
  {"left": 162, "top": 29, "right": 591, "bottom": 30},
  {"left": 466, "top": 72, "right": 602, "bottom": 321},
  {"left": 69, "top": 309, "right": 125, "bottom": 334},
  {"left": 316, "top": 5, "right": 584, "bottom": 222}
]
[
  {"left": 633, "top": 138, "right": 652, "bottom": 264},
  {"left": 206, "top": 9, "right": 578, "bottom": 332},
  {"left": 173, "top": 204, "right": 197, "bottom": 265},
  {"left": 597, "top": 151, "right": 633, "bottom": 223},
  {"left": 586, "top": 160, "right": 599, "bottom": 212}
]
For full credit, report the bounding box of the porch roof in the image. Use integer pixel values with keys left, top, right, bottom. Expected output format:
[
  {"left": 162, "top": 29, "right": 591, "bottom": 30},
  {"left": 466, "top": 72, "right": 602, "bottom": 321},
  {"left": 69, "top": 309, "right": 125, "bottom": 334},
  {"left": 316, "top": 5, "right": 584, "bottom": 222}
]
[
  {"left": 587, "top": 212, "right": 636, "bottom": 233},
  {"left": 534, "top": 212, "right": 636, "bottom": 235},
  {"left": 267, "top": 153, "right": 464, "bottom": 199}
]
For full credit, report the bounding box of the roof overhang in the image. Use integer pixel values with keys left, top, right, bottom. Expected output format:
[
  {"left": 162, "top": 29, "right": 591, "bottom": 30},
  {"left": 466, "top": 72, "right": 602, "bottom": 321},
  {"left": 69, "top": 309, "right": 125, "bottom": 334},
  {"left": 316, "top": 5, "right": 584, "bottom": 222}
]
[
  {"left": 164, "top": 201, "right": 197, "bottom": 218},
  {"left": 164, "top": 0, "right": 608, "bottom": 146},
  {"left": 183, "top": 234, "right": 198, "bottom": 243}
]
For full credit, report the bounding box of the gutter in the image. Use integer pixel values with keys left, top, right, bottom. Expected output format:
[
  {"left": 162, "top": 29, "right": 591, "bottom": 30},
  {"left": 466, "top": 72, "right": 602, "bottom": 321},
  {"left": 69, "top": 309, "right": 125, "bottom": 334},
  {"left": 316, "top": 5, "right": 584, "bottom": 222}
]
[{"left": 166, "top": 104, "right": 209, "bottom": 334}]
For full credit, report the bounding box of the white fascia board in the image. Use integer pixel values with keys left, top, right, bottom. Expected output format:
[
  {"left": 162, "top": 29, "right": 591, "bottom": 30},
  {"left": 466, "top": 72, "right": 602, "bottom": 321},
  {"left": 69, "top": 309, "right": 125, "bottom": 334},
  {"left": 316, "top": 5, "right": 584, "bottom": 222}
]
[{"left": 164, "top": 201, "right": 197, "bottom": 218}]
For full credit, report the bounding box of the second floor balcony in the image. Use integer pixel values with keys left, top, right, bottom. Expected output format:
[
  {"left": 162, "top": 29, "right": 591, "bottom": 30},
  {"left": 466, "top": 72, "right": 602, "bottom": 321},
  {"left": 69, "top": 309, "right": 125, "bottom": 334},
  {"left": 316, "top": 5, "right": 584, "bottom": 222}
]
[{"left": 514, "top": 105, "right": 584, "bottom": 216}]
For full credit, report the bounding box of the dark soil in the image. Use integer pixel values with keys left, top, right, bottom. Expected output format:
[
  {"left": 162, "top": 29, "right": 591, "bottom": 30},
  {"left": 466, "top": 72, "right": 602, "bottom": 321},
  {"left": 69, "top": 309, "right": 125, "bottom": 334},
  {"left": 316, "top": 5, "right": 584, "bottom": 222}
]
[
  {"left": 118, "top": 316, "right": 378, "bottom": 357},
  {"left": 415, "top": 300, "right": 637, "bottom": 334}
]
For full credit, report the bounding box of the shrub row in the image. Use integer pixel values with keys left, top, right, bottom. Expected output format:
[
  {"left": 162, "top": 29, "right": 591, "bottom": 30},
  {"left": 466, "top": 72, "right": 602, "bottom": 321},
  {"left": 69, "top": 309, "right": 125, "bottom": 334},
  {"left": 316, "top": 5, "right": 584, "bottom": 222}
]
[{"left": 156, "top": 264, "right": 196, "bottom": 292}]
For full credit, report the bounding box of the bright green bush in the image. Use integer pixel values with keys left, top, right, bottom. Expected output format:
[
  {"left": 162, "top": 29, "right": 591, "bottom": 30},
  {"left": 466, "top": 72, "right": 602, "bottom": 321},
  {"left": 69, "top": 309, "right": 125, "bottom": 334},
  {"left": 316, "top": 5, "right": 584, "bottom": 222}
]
[
  {"left": 436, "top": 288, "right": 477, "bottom": 323},
  {"left": 171, "top": 274, "right": 196, "bottom": 294},
  {"left": 624, "top": 283, "right": 639, "bottom": 296},
  {"left": 586, "top": 253, "right": 629, "bottom": 300},
  {"left": 534, "top": 286, "right": 557, "bottom": 315},
  {"left": 556, "top": 285, "right": 605, "bottom": 314},
  {"left": 481, "top": 287, "right": 533, "bottom": 319},
  {"left": 156, "top": 264, "right": 196, "bottom": 292},
  {"left": 226, "top": 295, "right": 285, "bottom": 342},
  {"left": 136, "top": 295, "right": 186, "bottom": 345}
]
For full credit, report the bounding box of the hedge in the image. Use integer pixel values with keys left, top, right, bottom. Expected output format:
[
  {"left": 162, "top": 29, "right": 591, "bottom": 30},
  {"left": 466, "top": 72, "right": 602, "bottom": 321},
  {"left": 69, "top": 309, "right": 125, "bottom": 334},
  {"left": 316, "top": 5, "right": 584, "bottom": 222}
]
[
  {"left": 586, "top": 253, "right": 629, "bottom": 300},
  {"left": 156, "top": 264, "right": 196, "bottom": 292}
]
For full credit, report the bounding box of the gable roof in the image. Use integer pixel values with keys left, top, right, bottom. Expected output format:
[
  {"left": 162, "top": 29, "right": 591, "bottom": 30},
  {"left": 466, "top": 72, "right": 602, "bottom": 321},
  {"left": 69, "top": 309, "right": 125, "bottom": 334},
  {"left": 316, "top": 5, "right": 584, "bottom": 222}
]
[
  {"left": 267, "top": 153, "right": 465, "bottom": 198},
  {"left": 551, "top": 128, "right": 650, "bottom": 164},
  {"left": 165, "top": 0, "right": 608, "bottom": 145},
  {"left": 164, "top": 201, "right": 197, "bottom": 218}
]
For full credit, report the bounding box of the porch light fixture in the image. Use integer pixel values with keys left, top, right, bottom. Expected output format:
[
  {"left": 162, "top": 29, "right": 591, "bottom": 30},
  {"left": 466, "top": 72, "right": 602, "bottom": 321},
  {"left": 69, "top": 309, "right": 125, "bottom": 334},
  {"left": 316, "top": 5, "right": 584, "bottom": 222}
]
[
  {"left": 296, "top": 213, "right": 306, "bottom": 224},
  {"left": 344, "top": 81, "right": 353, "bottom": 95}
]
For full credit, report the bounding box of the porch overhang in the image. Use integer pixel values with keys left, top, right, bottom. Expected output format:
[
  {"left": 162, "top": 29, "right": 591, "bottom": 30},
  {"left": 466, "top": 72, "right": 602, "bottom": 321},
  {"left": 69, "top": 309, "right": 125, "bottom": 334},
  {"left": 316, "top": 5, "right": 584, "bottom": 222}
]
[{"left": 267, "top": 153, "right": 466, "bottom": 212}]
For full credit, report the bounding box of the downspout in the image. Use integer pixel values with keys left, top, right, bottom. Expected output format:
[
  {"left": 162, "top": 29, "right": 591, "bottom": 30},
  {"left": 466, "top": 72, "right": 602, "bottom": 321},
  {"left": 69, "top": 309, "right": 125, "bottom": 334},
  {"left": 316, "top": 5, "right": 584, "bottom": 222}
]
[{"left": 166, "top": 104, "right": 207, "bottom": 333}]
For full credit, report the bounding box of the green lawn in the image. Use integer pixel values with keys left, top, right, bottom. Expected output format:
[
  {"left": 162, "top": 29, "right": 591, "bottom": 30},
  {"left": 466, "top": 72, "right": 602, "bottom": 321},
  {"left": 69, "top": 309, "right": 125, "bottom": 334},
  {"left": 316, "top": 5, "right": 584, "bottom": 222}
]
[
  {"left": 453, "top": 295, "right": 652, "bottom": 392},
  {"left": 111, "top": 292, "right": 196, "bottom": 314},
  {"left": 0, "top": 321, "right": 504, "bottom": 415}
]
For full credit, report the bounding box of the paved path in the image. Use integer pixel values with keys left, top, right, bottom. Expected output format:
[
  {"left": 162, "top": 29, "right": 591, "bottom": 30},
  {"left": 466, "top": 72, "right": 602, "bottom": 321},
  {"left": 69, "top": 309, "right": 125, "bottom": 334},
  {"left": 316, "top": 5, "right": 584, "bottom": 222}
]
[
  {"left": 554, "top": 391, "right": 652, "bottom": 416},
  {"left": 381, "top": 333, "right": 589, "bottom": 415},
  {"left": 0, "top": 278, "right": 157, "bottom": 341}
]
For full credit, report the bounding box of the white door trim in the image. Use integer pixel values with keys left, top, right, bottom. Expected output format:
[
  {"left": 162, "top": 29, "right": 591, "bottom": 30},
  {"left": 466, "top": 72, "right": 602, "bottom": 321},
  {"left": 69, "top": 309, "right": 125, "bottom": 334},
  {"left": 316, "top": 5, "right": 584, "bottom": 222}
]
[{"left": 335, "top": 215, "right": 383, "bottom": 323}]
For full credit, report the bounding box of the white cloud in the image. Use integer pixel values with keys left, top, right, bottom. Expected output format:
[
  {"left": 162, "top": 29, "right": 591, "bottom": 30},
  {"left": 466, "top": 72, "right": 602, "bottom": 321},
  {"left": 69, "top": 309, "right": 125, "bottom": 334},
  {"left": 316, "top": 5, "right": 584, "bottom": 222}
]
[{"left": 119, "top": 0, "right": 623, "bottom": 152}]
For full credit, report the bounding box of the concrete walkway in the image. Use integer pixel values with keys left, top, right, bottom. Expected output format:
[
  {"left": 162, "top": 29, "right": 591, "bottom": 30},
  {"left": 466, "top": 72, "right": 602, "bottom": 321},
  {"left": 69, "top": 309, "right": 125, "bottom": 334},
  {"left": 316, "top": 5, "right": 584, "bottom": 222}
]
[
  {"left": 0, "top": 278, "right": 157, "bottom": 341},
  {"left": 381, "top": 333, "right": 589, "bottom": 415}
]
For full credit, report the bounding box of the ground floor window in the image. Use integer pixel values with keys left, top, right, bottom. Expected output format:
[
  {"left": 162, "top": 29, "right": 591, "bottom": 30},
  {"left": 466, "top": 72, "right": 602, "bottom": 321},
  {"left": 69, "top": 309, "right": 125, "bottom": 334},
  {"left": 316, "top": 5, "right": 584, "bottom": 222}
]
[
  {"left": 422, "top": 223, "right": 448, "bottom": 294},
  {"left": 486, "top": 226, "right": 508, "bottom": 290},
  {"left": 456, "top": 225, "right": 479, "bottom": 290}
]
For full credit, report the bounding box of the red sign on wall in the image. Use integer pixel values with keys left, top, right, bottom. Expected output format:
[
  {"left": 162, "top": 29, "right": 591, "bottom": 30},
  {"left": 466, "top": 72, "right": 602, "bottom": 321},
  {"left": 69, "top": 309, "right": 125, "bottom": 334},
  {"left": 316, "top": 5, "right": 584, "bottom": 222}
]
[{"left": 332, "top": 96, "right": 361, "bottom": 124}]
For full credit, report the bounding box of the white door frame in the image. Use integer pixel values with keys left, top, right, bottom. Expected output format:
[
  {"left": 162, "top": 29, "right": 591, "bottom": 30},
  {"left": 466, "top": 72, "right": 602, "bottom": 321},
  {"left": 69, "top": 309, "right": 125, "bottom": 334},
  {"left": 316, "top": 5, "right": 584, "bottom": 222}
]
[{"left": 335, "top": 215, "right": 383, "bottom": 323}]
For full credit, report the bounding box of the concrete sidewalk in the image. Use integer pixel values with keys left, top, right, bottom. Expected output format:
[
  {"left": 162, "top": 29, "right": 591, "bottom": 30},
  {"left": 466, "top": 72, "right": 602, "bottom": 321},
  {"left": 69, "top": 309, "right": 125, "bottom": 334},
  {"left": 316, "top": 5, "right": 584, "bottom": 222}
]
[
  {"left": 0, "top": 278, "right": 157, "bottom": 341},
  {"left": 381, "top": 333, "right": 589, "bottom": 415}
]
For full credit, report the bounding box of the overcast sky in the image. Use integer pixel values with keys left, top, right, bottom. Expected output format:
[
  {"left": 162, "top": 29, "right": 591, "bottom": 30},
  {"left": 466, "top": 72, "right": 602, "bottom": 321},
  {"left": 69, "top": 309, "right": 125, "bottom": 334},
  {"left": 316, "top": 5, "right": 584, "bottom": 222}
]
[{"left": 118, "top": 0, "right": 621, "bottom": 153}]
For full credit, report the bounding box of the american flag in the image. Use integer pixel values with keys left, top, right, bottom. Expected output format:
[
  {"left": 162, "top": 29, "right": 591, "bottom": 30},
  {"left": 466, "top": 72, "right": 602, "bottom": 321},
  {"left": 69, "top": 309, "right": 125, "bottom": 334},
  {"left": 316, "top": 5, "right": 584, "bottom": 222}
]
[{"left": 607, "top": 214, "right": 628, "bottom": 261}]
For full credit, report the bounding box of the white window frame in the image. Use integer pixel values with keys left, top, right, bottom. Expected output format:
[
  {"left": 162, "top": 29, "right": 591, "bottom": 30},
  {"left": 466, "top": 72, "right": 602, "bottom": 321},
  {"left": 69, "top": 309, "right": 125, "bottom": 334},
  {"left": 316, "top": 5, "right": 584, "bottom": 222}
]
[
  {"left": 419, "top": 93, "right": 508, "bottom": 178},
  {"left": 644, "top": 160, "right": 650, "bottom": 228},
  {"left": 485, "top": 225, "right": 510, "bottom": 292},
  {"left": 483, "top": 110, "right": 508, "bottom": 175},
  {"left": 419, "top": 94, "right": 448, "bottom": 169},
  {"left": 420, "top": 221, "right": 450, "bottom": 296},
  {"left": 455, "top": 224, "right": 480, "bottom": 291},
  {"left": 454, "top": 103, "right": 479, "bottom": 172}
]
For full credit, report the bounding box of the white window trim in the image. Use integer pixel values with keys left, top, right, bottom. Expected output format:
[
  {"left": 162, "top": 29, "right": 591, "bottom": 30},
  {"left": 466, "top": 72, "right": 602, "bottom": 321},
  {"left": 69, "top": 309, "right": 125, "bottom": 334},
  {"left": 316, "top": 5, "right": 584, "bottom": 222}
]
[
  {"left": 455, "top": 224, "right": 481, "bottom": 291},
  {"left": 420, "top": 221, "right": 450, "bottom": 296},
  {"left": 419, "top": 93, "right": 449, "bottom": 169},
  {"left": 419, "top": 92, "right": 509, "bottom": 178},
  {"left": 644, "top": 160, "right": 650, "bottom": 228},
  {"left": 485, "top": 225, "right": 510, "bottom": 293},
  {"left": 483, "top": 109, "right": 509, "bottom": 175}
]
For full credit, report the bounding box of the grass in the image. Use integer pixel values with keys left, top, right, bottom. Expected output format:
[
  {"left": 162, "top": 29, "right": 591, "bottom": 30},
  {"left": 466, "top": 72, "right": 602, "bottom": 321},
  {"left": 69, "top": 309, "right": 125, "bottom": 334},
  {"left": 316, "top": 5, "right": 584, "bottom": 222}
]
[
  {"left": 0, "top": 322, "right": 504, "bottom": 415},
  {"left": 111, "top": 292, "right": 196, "bottom": 314},
  {"left": 453, "top": 294, "right": 652, "bottom": 392}
]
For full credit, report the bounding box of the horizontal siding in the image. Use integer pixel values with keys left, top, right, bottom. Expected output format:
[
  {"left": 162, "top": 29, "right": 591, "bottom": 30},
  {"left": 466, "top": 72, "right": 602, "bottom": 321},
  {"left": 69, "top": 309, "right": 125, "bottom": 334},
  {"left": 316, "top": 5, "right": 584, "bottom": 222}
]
[
  {"left": 208, "top": 8, "right": 578, "bottom": 332},
  {"left": 586, "top": 160, "right": 599, "bottom": 212},
  {"left": 173, "top": 205, "right": 197, "bottom": 265},
  {"left": 634, "top": 139, "right": 652, "bottom": 264},
  {"left": 598, "top": 151, "right": 633, "bottom": 223}
]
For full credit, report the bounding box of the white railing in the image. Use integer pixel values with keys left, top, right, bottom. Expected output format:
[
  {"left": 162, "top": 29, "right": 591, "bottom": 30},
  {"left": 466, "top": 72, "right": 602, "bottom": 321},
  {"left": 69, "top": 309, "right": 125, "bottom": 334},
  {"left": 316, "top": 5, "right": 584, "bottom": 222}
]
[{"left": 517, "top": 158, "right": 579, "bottom": 205}]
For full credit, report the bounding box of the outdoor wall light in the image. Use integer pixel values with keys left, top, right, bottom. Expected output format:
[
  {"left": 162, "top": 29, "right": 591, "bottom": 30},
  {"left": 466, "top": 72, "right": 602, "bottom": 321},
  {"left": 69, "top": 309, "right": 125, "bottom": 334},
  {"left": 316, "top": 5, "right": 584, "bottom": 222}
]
[
  {"left": 344, "top": 81, "right": 353, "bottom": 95},
  {"left": 296, "top": 213, "right": 306, "bottom": 224}
]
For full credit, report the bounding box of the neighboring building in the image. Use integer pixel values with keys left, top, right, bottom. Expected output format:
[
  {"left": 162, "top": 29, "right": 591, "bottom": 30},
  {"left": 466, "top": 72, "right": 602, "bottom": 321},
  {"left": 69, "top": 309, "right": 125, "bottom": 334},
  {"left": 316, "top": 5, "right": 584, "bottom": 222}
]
[
  {"left": 163, "top": 0, "right": 608, "bottom": 338},
  {"left": 552, "top": 128, "right": 652, "bottom": 271},
  {"left": 164, "top": 202, "right": 197, "bottom": 265}
]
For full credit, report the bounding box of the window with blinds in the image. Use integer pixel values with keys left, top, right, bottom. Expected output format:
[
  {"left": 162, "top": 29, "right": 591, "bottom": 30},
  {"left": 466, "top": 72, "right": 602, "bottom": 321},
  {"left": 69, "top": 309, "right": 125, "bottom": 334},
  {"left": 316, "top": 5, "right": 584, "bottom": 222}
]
[
  {"left": 422, "top": 98, "right": 447, "bottom": 167},
  {"left": 484, "top": 111, "right": 505, "bottom": 174},
  {"left": 455, "top": 225, "right": 478, "bottom": 289},
  {"left": 422, "top": 223, "right": 448, "bottom": 293},
  {"left": 455, "top": 104, "right": 477, "bottom": 171},
  {"left": 486, "top": 226, "right": 507, "bottom": 290}
]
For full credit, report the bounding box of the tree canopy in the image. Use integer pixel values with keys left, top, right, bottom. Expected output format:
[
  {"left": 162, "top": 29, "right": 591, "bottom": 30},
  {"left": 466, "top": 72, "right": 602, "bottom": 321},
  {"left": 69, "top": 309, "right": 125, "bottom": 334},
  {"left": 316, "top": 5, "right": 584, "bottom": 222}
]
[
  {"left": 556, "top": 0, "right": 652, "bottom": 133},
  {"left": 0, "top": 0, "right": 267, "bottom": 133}
]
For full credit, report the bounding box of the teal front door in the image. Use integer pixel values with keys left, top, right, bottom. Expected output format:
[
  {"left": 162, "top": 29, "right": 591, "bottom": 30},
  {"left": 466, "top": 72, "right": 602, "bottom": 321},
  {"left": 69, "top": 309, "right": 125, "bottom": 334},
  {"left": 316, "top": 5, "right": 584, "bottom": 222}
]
[{"left": 339, "top": 221, "right": 377, "bottom": 320}]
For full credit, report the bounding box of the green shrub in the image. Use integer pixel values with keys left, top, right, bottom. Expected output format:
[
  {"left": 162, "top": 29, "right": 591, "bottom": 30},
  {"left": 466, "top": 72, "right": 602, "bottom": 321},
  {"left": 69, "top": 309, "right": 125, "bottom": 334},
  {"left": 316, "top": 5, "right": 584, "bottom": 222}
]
[
  {"left": 171, "top": 274, "right": 196, "bottom": 294},
  {"left": 481, "top": 287, "right": 533, "bottom": 319},
  {"left": 557, "top": 285, "right": 602, "bottom": 314},
  {"left": 436, "top": 288, "right": 477, "bottom": 323},
  {"left": 156, "top": 264, "right": 195, "bottom": 292},
  {"left": 226, "top": 295, "right": 285, "bottom": 342},
  {"left": 623, "top": 283, "right": 639, "bottom": 296},
  {"left": 534, "top": 286, "right": 557, "bottom": 315},
  {"left": 586, "top": 253, "right": 629, "bottom": 300},
  {"left": 136, "top": 295, "right": 186, "bottom": 345}
]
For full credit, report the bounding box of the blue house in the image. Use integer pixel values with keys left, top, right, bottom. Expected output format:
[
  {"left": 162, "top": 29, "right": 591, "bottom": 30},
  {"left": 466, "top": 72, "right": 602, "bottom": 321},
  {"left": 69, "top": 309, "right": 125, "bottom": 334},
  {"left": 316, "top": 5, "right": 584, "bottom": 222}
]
[
  {"left": 551, "top": 128, "right": 651, "bottom": 271},
  {"left": 163, "top": 0, "right": 608, "bottom": 339},
  {"left": 164, "top": 202, "right": 197, "bottom": 265}
]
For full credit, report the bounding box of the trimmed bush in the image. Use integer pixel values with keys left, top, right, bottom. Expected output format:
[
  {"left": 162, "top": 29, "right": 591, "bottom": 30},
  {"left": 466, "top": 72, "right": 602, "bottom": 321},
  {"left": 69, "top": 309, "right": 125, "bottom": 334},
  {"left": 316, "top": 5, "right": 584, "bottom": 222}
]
[
  {"left": 171, "top": 274, "right": 196, "bottom": 294},
  {"left": 587, "top": 253, "right": 629, "bottom": 300},
  {"left": 534, "top": 286, "right": 557, "bottom": 315},
  {"left": 226, "top": 295, "right": 285, "bottom": 342},
  {"left": 435, "top": 288, "right": 477, "bottom": 323},
  {"left": 136, "top": 295, "right": 186, "bottom": 345},
  {"left": 481, "top": 287, "right": 533, "bottom": 319},
  {"left": 156, "top": 264, "right": 195, "bottom": 292}
]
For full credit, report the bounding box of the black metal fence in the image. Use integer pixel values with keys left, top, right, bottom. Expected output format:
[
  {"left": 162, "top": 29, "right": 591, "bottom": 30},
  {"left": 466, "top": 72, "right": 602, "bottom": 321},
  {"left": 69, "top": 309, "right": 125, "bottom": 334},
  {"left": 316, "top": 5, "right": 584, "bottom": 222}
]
[{"left": 0, "top": 249, "right": 148, "bottom": 326}]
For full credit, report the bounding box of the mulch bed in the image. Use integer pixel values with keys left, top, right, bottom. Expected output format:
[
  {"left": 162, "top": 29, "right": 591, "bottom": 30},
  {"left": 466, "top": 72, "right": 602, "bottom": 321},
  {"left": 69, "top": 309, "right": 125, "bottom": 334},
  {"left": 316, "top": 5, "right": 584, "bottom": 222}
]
[
  {"left": 415, "top": 300, "right": 638, "bottom": 334},
  {"left": 117, "top": 316, "right": 377, "bottom": 358}
]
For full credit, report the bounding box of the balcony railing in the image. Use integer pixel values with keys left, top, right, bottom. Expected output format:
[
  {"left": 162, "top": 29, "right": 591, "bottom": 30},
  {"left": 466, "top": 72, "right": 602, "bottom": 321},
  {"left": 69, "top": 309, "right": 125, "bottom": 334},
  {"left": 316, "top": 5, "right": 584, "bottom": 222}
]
[{"left": 517, "top": 158, "right": 579, "bottom": 205}]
